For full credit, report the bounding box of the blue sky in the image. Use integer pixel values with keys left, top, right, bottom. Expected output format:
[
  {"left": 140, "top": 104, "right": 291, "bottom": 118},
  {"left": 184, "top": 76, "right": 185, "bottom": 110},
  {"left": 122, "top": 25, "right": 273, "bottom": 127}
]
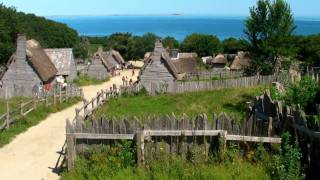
[{"left": 1, "top": 0, "right": 320, "bottom": 17}]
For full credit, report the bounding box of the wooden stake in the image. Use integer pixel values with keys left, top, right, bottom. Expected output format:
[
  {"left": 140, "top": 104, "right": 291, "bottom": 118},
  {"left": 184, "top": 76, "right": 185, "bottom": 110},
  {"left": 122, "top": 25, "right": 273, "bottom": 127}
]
[{"left": 6, "top": 101, "right": 10, "bottom": 129}]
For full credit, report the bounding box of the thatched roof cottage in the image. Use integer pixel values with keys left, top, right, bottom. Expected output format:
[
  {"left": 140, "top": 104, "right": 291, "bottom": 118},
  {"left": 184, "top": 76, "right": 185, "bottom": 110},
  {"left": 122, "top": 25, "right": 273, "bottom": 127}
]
[
  {"left": 44, "top": 48, "right": 77, "bottom": 82},
  {"left": 139, "top": 40, "right": 197, "bottom": 87},
  {"left": 0, "top": 35, "right": 57, "bottom": 98},
  {"left": 230, "top": 51, "right": 251, "bottom": 71},
  {"left": 87, "top": 48, "right": 116, "bottom": 80},
  {"left": 107, "top": 49, "right": 125, "bottom": 69},
  {"left": 212, "top": 54, "right": 227, "bottom": 69}
]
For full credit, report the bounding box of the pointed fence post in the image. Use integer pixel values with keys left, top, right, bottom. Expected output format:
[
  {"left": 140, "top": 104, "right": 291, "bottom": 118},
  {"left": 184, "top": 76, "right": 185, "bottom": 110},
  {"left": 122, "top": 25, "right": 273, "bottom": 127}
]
[{"left": 53, "top": 87, "right": 57, "bottom": 106}]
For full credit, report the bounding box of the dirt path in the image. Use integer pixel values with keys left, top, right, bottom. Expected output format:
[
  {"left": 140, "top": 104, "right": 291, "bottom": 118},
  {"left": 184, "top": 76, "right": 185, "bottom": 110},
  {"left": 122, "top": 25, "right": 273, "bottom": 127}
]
[{"left": 0, "top": 69, "right": 139, "bottom": 180}]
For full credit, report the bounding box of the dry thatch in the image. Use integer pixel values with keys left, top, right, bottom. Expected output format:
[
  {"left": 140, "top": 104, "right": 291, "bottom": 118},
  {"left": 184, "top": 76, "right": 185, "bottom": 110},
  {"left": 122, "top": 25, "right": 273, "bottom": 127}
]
[
  {"left": 230, "top": 51, "right": 251, "bottom": 70},
  {"left": 212, "top": 54, "right": 227, "bottom": 64},
  {"left": 178, "top": 53, "right": 198, "bottom": 59},
  {"left": 172, "top": 58, "right": 197, "bottom": 74},
  {"left": 110, "top": 49, "right": 125, "bottom": 64},
  {"left": 26, "top": 40, "right": 57, "bottom": 82}
]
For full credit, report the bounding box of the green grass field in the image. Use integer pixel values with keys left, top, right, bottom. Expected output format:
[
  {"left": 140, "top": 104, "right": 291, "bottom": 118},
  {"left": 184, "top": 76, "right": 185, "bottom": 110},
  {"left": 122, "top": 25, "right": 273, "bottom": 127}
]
[
  {"left": 95, "top": 86, "right": 266, "bottom": 120},
  {"left": 0, "top": 97, "right": 81, "bottom": 147},
  {"left": 73, "top": 74, "right": 110, "bottom": 87}
]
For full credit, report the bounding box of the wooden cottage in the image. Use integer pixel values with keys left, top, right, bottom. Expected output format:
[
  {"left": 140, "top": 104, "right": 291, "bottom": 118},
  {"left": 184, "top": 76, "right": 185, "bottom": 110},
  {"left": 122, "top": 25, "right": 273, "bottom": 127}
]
[
  {"left": 212, "top": 54, "right": 227, "bottom": 69},
  {"left": 230, "top": 51, "right": 251, "bottom": 71},
  {"left": 44, "top": 48, "right": 77, "bottom": 82},
  {"left": 107, "top": 49, "right": 125, "bottom": 69},
  {"left": 0, "top": 35, "right": 57, "bottom": 98},
  {"left": 139, "top": 40, "right": 197, "bottom": 88},
  {"left": 87, "top": 48, "right": 115, "bottom": 80}
]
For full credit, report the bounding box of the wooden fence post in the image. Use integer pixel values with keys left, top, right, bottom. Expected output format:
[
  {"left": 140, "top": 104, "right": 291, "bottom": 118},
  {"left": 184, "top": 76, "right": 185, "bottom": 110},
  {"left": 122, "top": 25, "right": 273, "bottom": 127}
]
[
  {"left": 66, "top": 134, "right": 76, "bottom": 170},
  {"left": 136, "top": 131, "right": 145, "bottom": 166},
  {"left": 33, "top": 95, "right": 37, "bottom": 109},
  {"left": 6, "top": 101, "right": 10, "bottom": 129},
  {"left": 20, "top": 100, "right": 24, "bottom": 116},
  {"left": 53, "top": 87, "right": 57, "bottom": 106},
  {"left": 45, "top": 93, "right": 49, "bottom": 107},
  {"left": 268, "top": 117, "right": 273, "bottom": 137},
  {"left": 59, "top": 85, "right": 62, "bottom": 103}
]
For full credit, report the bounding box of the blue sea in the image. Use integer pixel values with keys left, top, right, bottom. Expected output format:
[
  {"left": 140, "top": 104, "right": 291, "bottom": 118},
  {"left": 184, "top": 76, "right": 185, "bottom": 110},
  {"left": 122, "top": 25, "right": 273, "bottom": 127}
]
[{"left": 49, "top": 15, "right": 320, "bottom": 41}]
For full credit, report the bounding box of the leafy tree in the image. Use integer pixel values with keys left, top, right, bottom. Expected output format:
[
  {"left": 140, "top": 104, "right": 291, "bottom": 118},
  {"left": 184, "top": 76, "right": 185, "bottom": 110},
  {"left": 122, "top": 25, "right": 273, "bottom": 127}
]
[
  {"left": 162, "top": 36, "right": 180, "bottom": 49},
  {"left": 103, "top": 33, "right": 132, "bottom": 60},
  {"left": 245, "top": 0, "right": 296, "bottom": 75},
  {"left": 181, "top": 33, "right": 222, "bottom": 57},
  {"left": 222, "top": 38, "right": 248, "bottom": 54},
  {"left": 73, "top": 37, "right": 90, "bottom": 59}
]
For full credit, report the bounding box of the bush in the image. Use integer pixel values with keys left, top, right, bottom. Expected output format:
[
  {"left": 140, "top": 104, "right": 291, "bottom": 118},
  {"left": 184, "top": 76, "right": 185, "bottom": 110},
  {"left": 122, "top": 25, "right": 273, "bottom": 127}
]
[
  {"left": 284, "top": 76, "right": 319, "bottom": 110},
  {"left": 269, "top": 133, "right": 304, "bottom": 180}
]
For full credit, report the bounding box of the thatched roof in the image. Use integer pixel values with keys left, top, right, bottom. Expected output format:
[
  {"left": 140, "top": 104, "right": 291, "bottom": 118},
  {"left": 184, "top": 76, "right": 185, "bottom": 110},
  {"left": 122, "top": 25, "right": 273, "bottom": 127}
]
[
  {"left": 95, "top": 50, "right": 115, "bottom": 70},
  {"left": 230, "top": 51, "right": 251, "bottom": 70},
  {"left": 212, "top": 54, "right": 227, "bottom": 64},
  {"left": 44, "top": 48, "right": 75, "bottom": 76},
  {"left": 172, "top": 58, "right": 197, "bottom": 74},
  {"left": 26, "top": 40, "right": 57, "bottom": 82},
  {"left": 144, "top": 52, "right": 152, "bottom": 62},
  {"left": 161, "top": 52, "right": 180, "bottom": 80},
  {"left": 109, "top": 49, "right": 125, "bottom": 64}
]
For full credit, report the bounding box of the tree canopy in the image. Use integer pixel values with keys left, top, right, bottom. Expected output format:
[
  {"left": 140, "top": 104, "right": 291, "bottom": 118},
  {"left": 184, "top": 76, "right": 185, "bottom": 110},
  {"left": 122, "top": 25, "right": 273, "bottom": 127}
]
[
  {"left": 181, "top": 33, "right": 222, "bottom": 57},
  {"left": 245, "top": 0, "right": 296, "bottom": 74},
  {"left": 0, "top": 4, "right": 82, "bottom": 64}
]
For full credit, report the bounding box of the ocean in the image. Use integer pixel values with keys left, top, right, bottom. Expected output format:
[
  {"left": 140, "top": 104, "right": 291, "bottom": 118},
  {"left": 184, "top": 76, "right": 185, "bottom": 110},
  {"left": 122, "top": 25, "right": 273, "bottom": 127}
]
[{"left": 49, "top": 15, "right": 320, "bottom": 41}]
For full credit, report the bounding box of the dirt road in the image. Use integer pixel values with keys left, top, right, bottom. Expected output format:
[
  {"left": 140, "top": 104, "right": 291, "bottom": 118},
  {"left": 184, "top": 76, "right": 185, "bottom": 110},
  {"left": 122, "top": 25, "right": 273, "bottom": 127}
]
[{"left": 0, "top": 69, "right": 139, "bottom": 180}]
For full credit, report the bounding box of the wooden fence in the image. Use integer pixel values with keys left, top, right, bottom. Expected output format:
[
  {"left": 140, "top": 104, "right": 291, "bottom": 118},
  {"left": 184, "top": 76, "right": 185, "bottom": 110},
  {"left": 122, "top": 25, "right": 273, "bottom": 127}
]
[
  {"left": 251, "top": 91, "right": 320, "bottom": 179},
  {"left": 183, "top": 70, "right": 244, "bottom": 81},
  {"left": 66, "top": 113, "right": 282, "bottom": 169},
  {"left": 0, "top": 85, "right": 83, "bottom": 131},
  {"left": 127, "top": 73, "right": 291, "bottom": 95}
]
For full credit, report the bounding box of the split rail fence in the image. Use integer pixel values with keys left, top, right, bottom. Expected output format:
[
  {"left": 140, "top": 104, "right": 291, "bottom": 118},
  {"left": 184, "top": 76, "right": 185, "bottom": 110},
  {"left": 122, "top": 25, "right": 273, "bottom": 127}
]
[{"left": 0, "top": 85, "right": 82, "bottom": 131}]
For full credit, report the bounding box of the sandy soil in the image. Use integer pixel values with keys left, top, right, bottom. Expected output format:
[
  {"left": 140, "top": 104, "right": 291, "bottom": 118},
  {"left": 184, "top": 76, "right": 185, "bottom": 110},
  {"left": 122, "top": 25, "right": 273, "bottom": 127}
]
[{"left": 0, "top": 69, "right": 139, "bottom": 180}]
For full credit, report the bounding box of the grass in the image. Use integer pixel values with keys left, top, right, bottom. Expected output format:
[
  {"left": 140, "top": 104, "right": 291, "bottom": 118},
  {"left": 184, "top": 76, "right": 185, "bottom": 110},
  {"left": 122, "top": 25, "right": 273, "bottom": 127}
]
[
  {"left": 95, "top": 86, "right": 266, "bottom": 120},
  {"left": 61, "top": 143, "right": 272, "bottom": 180},
  {"left": 0, "top": 97, "right": 28, "bottom": 115},
  {"left": 73, "top": 74, "right": 110, "bottom": 87},
  {"left": 0, "top": 97, "right": 81, "bottom": 147}
]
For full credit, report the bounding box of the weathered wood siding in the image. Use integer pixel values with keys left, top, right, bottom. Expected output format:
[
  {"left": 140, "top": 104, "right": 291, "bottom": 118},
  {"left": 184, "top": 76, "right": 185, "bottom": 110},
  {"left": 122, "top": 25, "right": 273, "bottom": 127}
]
[
  {"left": 139, "top": 42, "right": 175, "bottom": 87},
  {"left": 87, "top": 57, "right": 111, "bottom": 80},
  {"left": 0, "top": 36, "right": 42, "bottom": 98}
]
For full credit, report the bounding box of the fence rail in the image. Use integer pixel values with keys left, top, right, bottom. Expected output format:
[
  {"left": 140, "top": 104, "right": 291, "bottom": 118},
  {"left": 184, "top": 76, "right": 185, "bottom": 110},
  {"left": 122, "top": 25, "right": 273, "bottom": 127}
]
[
  {"left": 0, "top": 85, "right": 82, "bottom": 131},
  {"left": 184, "top": 70, "right": 244, "bottom": 81}
]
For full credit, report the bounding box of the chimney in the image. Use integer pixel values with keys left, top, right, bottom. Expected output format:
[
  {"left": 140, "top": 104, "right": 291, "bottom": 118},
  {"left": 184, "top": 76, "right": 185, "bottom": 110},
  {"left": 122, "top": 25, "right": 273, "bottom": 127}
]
[{"left": 16, "top": 34, "right": 27, "bottom": 63}]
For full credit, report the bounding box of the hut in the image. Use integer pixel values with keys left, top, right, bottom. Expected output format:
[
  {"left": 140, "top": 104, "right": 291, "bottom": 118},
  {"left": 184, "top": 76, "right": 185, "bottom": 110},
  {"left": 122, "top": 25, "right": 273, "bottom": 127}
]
[
  {"left": 230, "top": 51, "right": 251, "bottom": 71},
  {"left": 212, "top": 54, "right": 227, "bottom": 68},
  {"left": 107, "top": 49, "right": 125, "bottom": 69},
  {"left": 139, "top": 40, "right": 197, "bottom": 87},
  {"left": 202, "top": 56, "right": 213, "bottom": 64},
  {"left": 87, "top": 48, "right": 115, "bottom": 80},
  {"left": 0, "top": 35, "right": 57, "bottom": 98},
  {"left": 44, "top": 48, "right": 77, "bottom": 82}
]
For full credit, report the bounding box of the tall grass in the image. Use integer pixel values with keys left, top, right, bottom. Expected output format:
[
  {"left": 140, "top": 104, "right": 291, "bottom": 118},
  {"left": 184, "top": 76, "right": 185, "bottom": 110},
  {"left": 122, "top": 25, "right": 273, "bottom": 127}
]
[{"left": 73, "top": 74, "right": 110, "bottom": 87}]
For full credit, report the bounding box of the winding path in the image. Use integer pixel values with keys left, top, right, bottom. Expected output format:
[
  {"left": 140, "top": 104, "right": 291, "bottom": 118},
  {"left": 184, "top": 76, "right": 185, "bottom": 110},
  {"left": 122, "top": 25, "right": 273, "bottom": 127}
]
[{"left": 0, "top": 70, "right": 139, "bottom": 180}]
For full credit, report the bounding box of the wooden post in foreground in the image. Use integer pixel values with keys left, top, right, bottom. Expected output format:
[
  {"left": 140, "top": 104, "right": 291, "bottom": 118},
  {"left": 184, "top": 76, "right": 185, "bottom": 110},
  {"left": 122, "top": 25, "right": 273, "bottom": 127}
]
[
  {"left": 20, "top": 100, "right": 24, "bottom": 116},
  {"left": 268, "top": 117, "right": 273, "bottom": 137},
  {"left": 136, "top": 131, "right": 145, "bottom": 166},
  {"left": 6, "top": 101, "right": 10, "bottom": 129},
  {"left": 53, "top": 88, "right": 57, "bottom": 106},
  {"left": 66, "top": 119, "right": 76, "bottom": 170}
]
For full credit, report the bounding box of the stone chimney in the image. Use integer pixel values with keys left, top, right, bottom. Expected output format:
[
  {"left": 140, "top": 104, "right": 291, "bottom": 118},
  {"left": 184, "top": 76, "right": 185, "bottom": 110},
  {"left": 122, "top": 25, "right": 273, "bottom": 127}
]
[{"left": 16, "top": 34, "right": 27, "bottom": 67}]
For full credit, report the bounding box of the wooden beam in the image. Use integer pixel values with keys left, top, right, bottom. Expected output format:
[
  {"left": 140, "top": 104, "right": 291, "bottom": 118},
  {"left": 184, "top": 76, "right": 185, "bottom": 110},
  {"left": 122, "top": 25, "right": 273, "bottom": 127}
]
[
  {"left": 144, "top": 130, "right": 224, "bottom": 137},
  {"left": 293, "top": 124, "right": 320, "bottom": 139},
  {"left": 226, "top": 135, "right": 282, "bottom": 143},
  {"left": 70, "top": 133, "right": 135, "bottom": 140}
]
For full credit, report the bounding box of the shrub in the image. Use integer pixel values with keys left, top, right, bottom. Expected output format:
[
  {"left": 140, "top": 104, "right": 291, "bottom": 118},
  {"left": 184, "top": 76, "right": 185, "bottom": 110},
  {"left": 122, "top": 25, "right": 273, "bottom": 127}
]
[{"left": 284, "top": 76, "right": 319, "bottom": 110}]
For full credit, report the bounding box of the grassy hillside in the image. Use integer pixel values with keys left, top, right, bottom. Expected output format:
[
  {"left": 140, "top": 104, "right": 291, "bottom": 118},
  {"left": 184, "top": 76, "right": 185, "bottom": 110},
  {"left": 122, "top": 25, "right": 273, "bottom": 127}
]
[{"left": 95, "top": 86, "right": 266, "bottom": 120}]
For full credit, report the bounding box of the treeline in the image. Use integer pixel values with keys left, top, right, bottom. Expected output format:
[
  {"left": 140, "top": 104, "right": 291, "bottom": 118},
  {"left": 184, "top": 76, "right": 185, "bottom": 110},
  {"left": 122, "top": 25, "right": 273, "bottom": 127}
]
[
  {"left": 0, "top": 4, "right": 88, "bottom": 65},
  {"left": 86, "top": 33, "right": 248, "bottom": 60}
]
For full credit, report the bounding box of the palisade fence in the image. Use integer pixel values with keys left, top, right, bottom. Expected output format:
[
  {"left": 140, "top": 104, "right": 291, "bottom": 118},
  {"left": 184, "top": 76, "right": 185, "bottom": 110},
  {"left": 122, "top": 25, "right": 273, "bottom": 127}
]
[
  {"left": 124, "top": 73, "right": 291, "bottom": 95},
  {"left": 0, "top": 84, "right": 83, "bottom": 131},
  {"left": 183, "top": 70, "right": 244, "bottom": 81},
  {"left": 66, "top": 112, "right": 282, "bottom": 169},
  {"left": 252, "top": 91, "right": 320, "bottom": 179}
]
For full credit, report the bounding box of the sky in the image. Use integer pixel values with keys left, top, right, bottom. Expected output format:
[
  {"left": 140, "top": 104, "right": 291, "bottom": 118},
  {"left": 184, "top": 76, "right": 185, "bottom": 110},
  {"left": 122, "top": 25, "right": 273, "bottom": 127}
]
[{"left": 1, "top": 0, "right": 320, "bottom": 17}]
